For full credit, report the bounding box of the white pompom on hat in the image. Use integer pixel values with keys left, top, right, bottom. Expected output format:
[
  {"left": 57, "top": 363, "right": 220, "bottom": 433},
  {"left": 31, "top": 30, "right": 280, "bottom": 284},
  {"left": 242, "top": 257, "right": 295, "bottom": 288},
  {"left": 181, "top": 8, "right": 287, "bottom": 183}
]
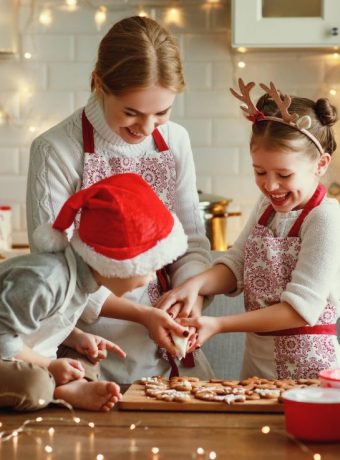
[{"left": 32, "top": 173, "right": 188, "bottom": 278}]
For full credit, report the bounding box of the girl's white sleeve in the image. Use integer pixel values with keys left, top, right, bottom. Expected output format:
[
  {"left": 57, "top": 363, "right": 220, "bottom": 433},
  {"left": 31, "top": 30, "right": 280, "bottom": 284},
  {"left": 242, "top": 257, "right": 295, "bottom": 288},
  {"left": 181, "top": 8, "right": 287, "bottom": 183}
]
[
  {"left": 213, "top": 195, "right": 263, "bottom": 296},
  {"left": 26, "top": 131, "right": 111, "bottom": 322},
  {"left": 281, "top": 199, "right": 340, "bottom": 325},
  {"left": 165, "top": 123, "right": 212, "bottom": 287}
]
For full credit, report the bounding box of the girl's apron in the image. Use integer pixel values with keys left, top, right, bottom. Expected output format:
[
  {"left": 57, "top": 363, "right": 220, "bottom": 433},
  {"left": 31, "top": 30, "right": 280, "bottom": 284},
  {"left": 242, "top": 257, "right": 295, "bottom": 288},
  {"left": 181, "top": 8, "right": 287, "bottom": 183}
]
[
  {"left": 23, "top": 246, "right": 78, "bottom": 359},
  {"left": 242, "top": 184, "right": 339, "bottom": 380},
  {"left": 77, "top": 111, "right": 213, "bottom": 383}
]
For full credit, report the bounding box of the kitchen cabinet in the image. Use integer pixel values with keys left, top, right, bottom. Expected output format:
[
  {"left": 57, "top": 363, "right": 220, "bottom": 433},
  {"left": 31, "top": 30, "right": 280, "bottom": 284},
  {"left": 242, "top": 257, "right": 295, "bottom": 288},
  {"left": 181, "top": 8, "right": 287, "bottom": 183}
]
[
  {"left": 0, "top": 0, "right": 17, "bottom": 54},
  {"left": 232, "top": 0, "right": 340, "bottom": 48}
]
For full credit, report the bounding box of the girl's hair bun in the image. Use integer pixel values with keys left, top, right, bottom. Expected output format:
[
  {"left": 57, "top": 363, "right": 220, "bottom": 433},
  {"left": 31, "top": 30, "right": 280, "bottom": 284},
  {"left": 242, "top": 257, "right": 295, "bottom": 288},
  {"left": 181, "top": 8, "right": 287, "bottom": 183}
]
[{"left": 315, "top": 98, "right": 338, "bottom": 126}]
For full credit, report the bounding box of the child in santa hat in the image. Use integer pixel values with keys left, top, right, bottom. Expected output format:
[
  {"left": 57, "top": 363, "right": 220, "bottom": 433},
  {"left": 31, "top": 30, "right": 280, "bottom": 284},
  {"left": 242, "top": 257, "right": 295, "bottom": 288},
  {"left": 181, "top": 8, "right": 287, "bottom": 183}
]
[{"left": 0, "top": 173, "right": 188, "bottom": 412}]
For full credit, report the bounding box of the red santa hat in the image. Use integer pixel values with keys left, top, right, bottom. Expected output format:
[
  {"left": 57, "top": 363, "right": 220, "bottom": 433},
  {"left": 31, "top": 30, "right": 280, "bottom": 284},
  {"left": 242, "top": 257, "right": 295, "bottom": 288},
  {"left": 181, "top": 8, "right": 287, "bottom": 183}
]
[{"left": 33, "top": 173, "right": 188, "bottom": 278}]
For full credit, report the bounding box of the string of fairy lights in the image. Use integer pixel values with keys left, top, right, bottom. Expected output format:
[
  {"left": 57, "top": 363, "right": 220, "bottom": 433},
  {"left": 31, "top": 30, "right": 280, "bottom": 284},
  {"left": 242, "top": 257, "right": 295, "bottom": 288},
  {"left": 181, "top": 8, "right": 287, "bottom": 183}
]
[{"left": 0, "top": 404, "right": 325, "bottom": 459}]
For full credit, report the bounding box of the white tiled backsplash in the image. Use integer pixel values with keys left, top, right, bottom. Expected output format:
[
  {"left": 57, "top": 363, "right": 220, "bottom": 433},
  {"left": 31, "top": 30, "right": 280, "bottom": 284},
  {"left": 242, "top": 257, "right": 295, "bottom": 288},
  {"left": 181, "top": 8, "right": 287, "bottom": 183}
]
[{"left": 0, "top": 0, "right": 340, "bottom": 244}]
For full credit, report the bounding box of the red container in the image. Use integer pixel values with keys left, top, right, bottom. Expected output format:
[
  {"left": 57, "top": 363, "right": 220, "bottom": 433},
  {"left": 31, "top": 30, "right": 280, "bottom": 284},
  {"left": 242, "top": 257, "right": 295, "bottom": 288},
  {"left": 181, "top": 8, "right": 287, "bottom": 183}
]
[
  {"left": 319, "top": 368, "right": 340, "bottom": 389},
  {"left": 283, "top": 387, "right": 340, "bottom": 442}
]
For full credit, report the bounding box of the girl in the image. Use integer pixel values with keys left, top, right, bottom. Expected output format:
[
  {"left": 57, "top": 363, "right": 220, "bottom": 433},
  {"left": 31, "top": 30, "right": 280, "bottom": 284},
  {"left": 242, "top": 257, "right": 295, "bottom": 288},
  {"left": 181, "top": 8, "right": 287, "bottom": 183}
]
[
  {"left": 26, "top": 16, "right": 213, "bottom": 383},
  {"left": 157, "top": 79, "right": 340, "bottom": 380}
]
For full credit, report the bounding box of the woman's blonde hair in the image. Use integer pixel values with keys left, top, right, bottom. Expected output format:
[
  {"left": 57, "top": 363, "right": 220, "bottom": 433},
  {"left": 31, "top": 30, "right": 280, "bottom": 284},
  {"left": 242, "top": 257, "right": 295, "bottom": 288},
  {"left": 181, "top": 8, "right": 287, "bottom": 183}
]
[
  {"left": 91, "top": 16, "right": 185, "bottom": 95},
  {"left": 251, "top": 94, "right": 338, "bottom": 159}
]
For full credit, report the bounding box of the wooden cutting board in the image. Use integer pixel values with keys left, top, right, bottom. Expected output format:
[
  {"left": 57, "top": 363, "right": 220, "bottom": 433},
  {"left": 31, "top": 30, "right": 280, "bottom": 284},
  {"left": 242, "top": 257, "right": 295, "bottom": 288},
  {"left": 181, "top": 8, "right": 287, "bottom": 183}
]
[{"left": 118, "top": 382, "right": 283, "bottom": 413}]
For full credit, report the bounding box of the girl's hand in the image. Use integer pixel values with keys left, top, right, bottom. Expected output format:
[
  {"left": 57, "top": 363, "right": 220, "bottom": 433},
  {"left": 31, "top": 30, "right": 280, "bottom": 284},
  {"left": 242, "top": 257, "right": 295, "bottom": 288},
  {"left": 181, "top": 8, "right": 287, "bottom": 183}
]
[
  {"left": 48, "top": 358, "right": 85, "bottom": 385},
  {"left": 73, "top": 332, "right": 126, "bottom": 364},
  {"left": 178, "top": 316, "right": 220, "bottom": 348},
  {"left": 142, "top": 308, "right": 190, "bottom": 358}
]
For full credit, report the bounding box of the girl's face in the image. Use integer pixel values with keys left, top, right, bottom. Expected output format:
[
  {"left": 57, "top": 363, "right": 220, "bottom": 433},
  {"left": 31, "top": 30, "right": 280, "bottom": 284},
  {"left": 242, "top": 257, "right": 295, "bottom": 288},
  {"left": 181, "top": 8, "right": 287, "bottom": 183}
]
[
  {"left": 99, "top": 84, "right": 176, "bottom": 144},
  {"left": 251, "top": 145, "right": 331, "bottom": 212}
]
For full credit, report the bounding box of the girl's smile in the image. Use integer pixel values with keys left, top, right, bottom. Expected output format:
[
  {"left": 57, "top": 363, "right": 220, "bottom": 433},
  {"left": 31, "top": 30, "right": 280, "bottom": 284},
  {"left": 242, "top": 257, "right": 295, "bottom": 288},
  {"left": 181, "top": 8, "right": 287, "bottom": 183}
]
[{"left": 251, "top": 146, "right": 330, "bottom": 212}]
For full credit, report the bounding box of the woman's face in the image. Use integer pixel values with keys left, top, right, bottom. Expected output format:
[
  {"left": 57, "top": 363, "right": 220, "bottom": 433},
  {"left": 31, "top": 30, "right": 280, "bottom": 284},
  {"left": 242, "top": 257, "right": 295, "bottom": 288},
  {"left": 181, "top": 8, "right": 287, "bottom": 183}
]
[{"left": 99, "top": 84, "right": 176, "bottom": 144}]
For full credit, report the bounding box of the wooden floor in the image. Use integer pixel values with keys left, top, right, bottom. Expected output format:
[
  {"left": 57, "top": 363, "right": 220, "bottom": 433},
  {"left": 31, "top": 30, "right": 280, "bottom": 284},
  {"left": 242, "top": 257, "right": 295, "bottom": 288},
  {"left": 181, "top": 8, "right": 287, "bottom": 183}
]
[{"left": 1, "top": 402, "right": 340, "bottom": 460}]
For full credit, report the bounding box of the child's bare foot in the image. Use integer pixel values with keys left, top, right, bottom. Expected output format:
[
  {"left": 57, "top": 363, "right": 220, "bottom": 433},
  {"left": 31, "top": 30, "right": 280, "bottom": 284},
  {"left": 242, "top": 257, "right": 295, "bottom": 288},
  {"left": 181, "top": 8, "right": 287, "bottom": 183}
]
[{"left": 54, "top": 379, "right": 122, "bottom": 411}]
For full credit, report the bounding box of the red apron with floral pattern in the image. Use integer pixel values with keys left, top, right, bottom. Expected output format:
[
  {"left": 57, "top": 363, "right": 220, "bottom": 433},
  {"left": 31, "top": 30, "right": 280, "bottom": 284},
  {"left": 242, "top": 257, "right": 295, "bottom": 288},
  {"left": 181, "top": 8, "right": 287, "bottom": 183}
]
[
  {"left": 242, "top": 184, "right": 339, "bottom": 380},
  {"left": 78, "top": 111, "right": 199, "bottom": 381}
]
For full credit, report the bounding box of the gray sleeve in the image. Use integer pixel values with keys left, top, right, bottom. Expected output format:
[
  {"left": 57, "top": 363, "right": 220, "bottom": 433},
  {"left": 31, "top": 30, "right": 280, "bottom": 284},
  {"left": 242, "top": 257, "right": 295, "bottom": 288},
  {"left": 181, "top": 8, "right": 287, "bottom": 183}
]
[{"left": 0, "top": 269, "right": 55, "bottom": 358}]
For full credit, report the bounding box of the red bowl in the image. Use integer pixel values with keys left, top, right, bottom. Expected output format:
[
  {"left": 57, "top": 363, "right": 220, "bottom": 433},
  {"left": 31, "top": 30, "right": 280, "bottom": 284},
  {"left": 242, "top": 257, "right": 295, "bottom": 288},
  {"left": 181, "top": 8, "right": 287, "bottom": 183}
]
[
  {"left": 319, "top": 368, "right": 340, "bottom": 389},
  {"left": 282, "top": 387, "right": 340, "bottom": 442}
]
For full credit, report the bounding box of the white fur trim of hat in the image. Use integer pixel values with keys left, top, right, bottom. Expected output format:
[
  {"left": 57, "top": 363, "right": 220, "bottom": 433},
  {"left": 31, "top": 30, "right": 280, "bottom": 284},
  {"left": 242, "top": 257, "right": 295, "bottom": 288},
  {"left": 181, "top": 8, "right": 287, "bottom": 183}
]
[{"left": 70, "top": 214, "right": 187, "bottom": 278}]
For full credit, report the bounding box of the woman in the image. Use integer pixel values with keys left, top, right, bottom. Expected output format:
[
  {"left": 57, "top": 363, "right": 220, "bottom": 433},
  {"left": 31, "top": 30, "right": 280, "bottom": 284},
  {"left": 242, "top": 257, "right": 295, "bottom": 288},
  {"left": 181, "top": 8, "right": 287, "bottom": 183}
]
[{"left": 26, "top": 16, "right": 213, "bottom": 383}]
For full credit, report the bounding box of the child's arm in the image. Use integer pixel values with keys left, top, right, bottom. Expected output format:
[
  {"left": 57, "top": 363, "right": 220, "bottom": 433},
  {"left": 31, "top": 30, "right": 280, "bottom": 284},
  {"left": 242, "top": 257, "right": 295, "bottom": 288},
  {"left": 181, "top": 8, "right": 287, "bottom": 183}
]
[
  {"left": 99, "top": 295, "right": 189, "bottom": 357},
  {"left": 181, "top": 300, "right": 306, "bottom": 346},
  {"left": 14, "top": 345, "right": 85, "bottom": 385},
  {"left": 63, "top": 327, "right": 126, "bottom": 363}
]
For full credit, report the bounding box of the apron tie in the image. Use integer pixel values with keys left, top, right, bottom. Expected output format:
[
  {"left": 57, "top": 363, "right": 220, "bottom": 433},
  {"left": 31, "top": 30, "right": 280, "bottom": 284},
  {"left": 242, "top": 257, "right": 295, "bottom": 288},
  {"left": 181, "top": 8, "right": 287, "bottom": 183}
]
[{"left": 258, "top": 324, "right": 337, "bottom": 336}]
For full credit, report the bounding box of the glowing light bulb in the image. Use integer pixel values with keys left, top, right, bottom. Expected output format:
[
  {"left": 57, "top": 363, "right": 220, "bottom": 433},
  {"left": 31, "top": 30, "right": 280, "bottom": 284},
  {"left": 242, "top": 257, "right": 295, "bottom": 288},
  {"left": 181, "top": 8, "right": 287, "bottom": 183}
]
[
  {"left": 237, "top": 61, "right": 246, "bottom": 68},
  {"left": 164, "top": 7, "right": 183, "bottom": 27},
  {"left": 95, "top": 6, "right": 107, "bottom": 30},
  {"left": 333, "top": 52, "right": 339, "bottom": 59},
  {"left": 314, "top": 454, "right": 322, "bottom": 460},
  {"left": 130, "top": 424, "right": 136, "bottom": 430},
  {"left": 88, "top": 422, "right": 95, "bottom": 428},
  {"left": 96, "top": 455, "right": 104, "bottom": 460},
  {"left": 329, "top": 88, "right": 337, "bottom": 96},
  {"left": 36, "top": 417, "right": 43, "bottom": 422},
  {"left": 65, "top": 0, "right": 77, "bottom": 9},
  {"left": 151, "top": 447, "right": 159, "bottom": 454},
  {"left": 197, "top": 447, "right": 205, "bottom": 455},
  {"left": 209, "top": 452, "right": 217, "bottom": 460},
  {"left": 237, "top": 47, "right": 247, "bottom": 53},
  {"left": 44, "top": 445, "right": 53, "bottom": 453},
  {"left": 138, "top": 9, "right": 148, "bottom": 17},
  {"left": 39, "top": 9, "right": 52, "bottom": 26}
]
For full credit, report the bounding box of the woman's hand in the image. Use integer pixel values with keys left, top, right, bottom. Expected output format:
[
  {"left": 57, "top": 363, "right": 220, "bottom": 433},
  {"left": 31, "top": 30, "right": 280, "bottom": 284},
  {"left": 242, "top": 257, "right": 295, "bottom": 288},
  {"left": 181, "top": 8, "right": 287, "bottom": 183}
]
[
  {"left": 48, "top": 358, "right": 85, "bottom": 385},
  {"left": 72, "top": 332, "right": 126, "bottom": 364}
]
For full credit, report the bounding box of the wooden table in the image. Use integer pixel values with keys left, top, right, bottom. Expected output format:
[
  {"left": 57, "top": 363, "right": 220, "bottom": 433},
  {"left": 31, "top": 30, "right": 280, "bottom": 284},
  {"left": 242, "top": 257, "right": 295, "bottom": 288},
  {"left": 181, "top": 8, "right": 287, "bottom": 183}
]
[{"left": 1, "top": 400, "right": 339, "bottom": 460}]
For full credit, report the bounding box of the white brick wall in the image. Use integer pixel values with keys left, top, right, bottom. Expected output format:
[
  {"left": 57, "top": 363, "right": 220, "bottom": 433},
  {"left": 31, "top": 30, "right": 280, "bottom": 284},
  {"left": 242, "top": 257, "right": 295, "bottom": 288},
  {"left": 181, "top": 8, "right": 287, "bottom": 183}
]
[{"left": 0, "top": 0, "right": 339, "bottom": 244}]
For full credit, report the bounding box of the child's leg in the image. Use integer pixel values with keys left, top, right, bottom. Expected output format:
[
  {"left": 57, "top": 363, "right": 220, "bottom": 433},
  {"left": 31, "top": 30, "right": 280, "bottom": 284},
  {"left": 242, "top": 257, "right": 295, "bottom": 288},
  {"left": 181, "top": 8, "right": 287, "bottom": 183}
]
[
  {"left": 0, "top": 360, "right": 55, "bottom": 411},
  {"left": 56, "top": 347, "right": 121, "bottom": 411},
  {"left": 53, "top": 379, "right": 122, "bottom": 411}
]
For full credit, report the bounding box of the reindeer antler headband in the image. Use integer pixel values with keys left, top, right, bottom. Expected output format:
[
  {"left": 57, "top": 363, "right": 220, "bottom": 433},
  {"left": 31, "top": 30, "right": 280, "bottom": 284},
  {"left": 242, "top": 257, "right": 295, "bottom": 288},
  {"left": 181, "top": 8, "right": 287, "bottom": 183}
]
[{"left": 230, "top": 78, "right": 324, "bottom": 155}]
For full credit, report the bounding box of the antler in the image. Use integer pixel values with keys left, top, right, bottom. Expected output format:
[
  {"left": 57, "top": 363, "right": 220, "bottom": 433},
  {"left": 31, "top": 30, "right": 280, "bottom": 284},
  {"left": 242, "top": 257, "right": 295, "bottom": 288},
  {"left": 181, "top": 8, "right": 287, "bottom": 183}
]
[
  {"left": 230, "top": 78, "right": 259, "bottom": 118},
  {"left": 259, "top": 82, "right": 298, "bottom": 123}
]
